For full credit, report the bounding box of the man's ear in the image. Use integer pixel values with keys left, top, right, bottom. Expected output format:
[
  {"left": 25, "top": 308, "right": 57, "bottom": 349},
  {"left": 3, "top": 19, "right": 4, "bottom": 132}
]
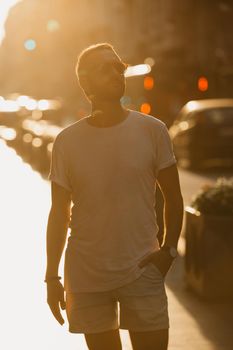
[
  {"left": 79, "top": 75, "right": 94, "bottom": 101},
  {"left": 79, "top": 75, "right": 90, "bottom": 93}
]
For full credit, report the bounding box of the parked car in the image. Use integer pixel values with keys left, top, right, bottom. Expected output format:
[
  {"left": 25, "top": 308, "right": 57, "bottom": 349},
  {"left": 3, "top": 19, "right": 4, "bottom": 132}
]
[{"left": 169, "top": 99, "right": 233, "bottom": 168}]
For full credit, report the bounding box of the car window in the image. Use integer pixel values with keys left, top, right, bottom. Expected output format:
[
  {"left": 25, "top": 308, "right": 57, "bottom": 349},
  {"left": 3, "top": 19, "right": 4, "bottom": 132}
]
[{"left": 203, "top": 108, "right": 233, "bottom": 124}]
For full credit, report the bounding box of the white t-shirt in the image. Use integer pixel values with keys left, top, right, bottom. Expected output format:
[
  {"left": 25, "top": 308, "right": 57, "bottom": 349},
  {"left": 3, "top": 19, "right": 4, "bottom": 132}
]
[{"left": 48, "top": 110, "right": 176, "bottom": 292}]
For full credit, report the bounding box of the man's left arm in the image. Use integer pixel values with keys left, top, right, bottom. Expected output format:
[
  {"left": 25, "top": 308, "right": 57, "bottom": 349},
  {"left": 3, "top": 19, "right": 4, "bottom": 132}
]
[
  {"left": 157, "top": 163, "right": 183, "bottom": 249},
  {"left": 139, "top": 164, "right": 183, "bottom": 276}
]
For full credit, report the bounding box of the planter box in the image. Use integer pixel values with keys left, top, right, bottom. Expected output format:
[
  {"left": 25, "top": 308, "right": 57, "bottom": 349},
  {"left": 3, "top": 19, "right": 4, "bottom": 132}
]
[{"left": 184, "top": 206, "right": 233, "bottom": 299}]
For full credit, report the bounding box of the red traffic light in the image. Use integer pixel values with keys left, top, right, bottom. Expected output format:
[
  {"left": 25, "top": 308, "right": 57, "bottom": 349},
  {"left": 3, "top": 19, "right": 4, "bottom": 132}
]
[
  {"left": 140, "top": 103, "right": 151, "bottom": 114},
  {"left": 144, "top": 76, "right": 154, "bottom": 90},
  {"left": 198, "top": 77, "right": 208, "bottom": 92}
]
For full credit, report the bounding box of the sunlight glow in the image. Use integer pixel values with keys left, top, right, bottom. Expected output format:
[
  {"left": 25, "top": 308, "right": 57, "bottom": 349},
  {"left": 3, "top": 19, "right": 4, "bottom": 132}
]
[
  {"left": 16, "top": 96, "right": 61, "bottom": 111},
  {"left": 22, "top": 119, "right": 62, "bottom": 139},
  {"left": 0, "top": 139, "right": 72, "bottom": 350},
  {"left": 125, "top": 64, "right": 151, "bottom": 78},
  {"left": 38, "top": 99, "right": 50, "bottom": 110},
  {"left": 47, "top": 19, "right": 60, "bottom": 32},
  {"left": 0, "top": 0, "right": 21, "bottom": 44},
  {"left": 179, "top": 121, "right": 189, "bottom": 131},
  {"left": 0, "top": 98, "right": 19, "bottom": 112},
  {"left": 31, "top": 110, "right": 43, "bottom": 120},
  {"left": 23, "top": 133, "right": 33, "bottom": 143},
  {"left": 25, "top": 98, "right": 37, "bottom": 110},
  {"left": 186, "top": 101, "right": 199, "bottom": 111},
  {"left": 144, "top": 57, "right": 155, "bottom": 67},
  {"left": 32, "top": 137, "right": 43, "bottom": 148},
  {"left": 0, "top": 126, "right": 17, "bottom": 140},
  {"left": 17, "top": 95, "right": 30, "bottom": 107},
  {"left": 47, "top": 142, "right": 53, "bottom": 153}
]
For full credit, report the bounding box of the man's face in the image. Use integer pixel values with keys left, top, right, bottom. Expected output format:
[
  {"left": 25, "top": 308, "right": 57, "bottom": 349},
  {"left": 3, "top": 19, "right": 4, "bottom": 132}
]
[{"left": 85, "top": 49, "right": 127, "bottom": 102}]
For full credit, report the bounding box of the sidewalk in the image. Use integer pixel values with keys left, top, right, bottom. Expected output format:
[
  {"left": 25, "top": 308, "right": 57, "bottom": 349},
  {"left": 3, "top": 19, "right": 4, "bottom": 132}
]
[
  {"left": 0, "top": 138, "right": 233, "bottom": 350},
  {"left": 167, "top": 256, "right": 233, "bottom": 350}
]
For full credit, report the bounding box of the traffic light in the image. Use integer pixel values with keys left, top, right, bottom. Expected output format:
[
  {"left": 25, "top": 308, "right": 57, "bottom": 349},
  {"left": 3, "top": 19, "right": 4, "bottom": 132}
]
[
  {"left": 144, "top": 76, "right": 154, "bottom": 90},
  {"left": 141, "top": 74, "right": 155, "bottom": 115},
  {"left": 140, "top": 103, "right": 151, "bottom": 114},
  {"left": 198, "top": 76, "right": 208, "bottom": 92}
]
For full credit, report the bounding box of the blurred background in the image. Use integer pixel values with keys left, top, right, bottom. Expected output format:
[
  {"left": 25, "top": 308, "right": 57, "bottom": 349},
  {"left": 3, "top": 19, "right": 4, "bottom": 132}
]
[
  {"left": 1, "top": 0, "right": 233, "bottom": 120},
  {"left": 1, "top": 0, "right": 233, "bottom": 175},
  {"left": 0, "top": 1, "right": 233, "bottom": 349}
]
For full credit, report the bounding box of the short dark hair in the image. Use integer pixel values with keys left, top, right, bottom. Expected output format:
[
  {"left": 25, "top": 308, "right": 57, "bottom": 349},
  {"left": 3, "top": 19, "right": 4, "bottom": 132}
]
[{"left": 76, "top": 43, "right": 126, "bottom": 85}]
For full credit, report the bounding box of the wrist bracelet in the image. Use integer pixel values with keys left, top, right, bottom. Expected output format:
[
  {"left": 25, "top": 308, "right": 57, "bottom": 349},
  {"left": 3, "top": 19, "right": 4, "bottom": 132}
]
[{"left": 44, "top": 276, "right": 62, "bottom": 283}]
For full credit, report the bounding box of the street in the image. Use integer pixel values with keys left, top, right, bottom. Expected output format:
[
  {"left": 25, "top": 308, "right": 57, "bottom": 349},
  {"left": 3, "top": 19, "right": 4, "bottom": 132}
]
[{"left": 0, "top": 138, "right": 233, "bottom": 350}]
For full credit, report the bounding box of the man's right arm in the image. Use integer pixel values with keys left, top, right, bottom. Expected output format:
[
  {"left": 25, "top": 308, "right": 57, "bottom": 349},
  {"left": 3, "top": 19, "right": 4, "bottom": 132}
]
[{"left": 45, "top": 181, "right": 71, "bottom": 325}]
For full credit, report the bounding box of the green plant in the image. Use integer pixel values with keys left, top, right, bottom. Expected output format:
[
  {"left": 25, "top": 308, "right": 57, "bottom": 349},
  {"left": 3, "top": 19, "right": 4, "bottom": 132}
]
[{"left": 191, "top": 177, "right": 233, "bottom": 215}]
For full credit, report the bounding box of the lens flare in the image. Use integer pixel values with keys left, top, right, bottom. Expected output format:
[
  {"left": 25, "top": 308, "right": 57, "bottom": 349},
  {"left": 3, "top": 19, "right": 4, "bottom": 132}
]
[{"left": 24, "top": 39, "right": 36, "bottom": 51}]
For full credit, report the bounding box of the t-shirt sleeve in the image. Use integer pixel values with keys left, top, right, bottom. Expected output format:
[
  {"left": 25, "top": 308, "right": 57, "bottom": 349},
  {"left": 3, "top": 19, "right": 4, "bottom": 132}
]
[
  {"left": 48, "top": 136, "right": 72, "bottom": 192},
  {"left": 156, "top": 124, "right": 176, "bottom": 174}
]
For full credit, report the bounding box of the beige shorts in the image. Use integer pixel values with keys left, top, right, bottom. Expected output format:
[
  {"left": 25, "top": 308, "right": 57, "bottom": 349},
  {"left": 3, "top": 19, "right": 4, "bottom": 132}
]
[{"left": 65, "top": 263, "right": 169, "bottom": 334}]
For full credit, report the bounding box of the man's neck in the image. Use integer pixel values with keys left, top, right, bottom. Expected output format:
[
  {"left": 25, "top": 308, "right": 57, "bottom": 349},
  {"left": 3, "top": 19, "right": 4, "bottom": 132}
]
[{"left": 89, "top": 101, "right": 128, "bottom": 127}]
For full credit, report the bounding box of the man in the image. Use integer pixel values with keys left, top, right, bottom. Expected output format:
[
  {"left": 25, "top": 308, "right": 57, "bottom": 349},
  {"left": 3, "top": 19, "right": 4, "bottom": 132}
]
[{"left": 45, "top": 43, "right": 183, "bottom": 350}]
